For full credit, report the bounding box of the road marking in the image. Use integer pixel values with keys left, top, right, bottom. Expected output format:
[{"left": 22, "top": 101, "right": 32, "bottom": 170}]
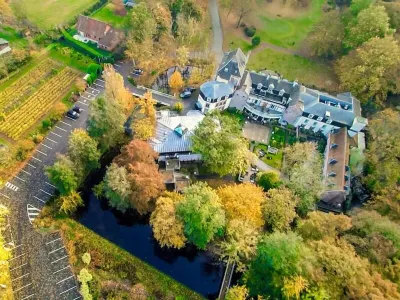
[
  {"left": 114, "top": 63, "right": 122, "bottom": 67},
  {"left": 31, "top": 157, "right": 42, "bottom": 162},
  {"left": 53, "top": 265, "right": 70, "bottom": 274},
  {"left": 51, "top": 255, "right": 68, "bottom": 264},
  {"left": 59, "top": 120, "right": 72, "bottom": 127},
  {"left": 21, "top": 294, "right": 35, "bottom": 300},
  {"left": 41, "top": 143, "right": 53, "bottom": 150},
  {"left": 5, "top": 182, "right": 19, "bottom": 191},
  {"left": 9, "top": 253, "right": 25, "bottom": 261},
  {"left": 55, "top": 126, "right": 67, "bottom": 132},
  {"left": 14, "top": 282, "right": 32, "bottom": 292},
  {"left": 48, "top": 245, "right": 64, "bottom": 255},
  {"left": 12, "top": 272, "right": 30, "bottom": 282},
  {"left": 40, "top": 189, "right": 52, "bottom": 196},
  {"left": 14, "top": 176, "right": 25, "bottom": 182},
  {"left": 27, "top": 163, "right": 36, "bottom": 168},
  {"left": 66, "top": 116, "right": 76, "bottom": 121},
  {"left": 60, "top": 285, "right": 77, "bottom": 295},
  {"left": 46, "top": 237, "right": 62, "bottom": 245},
  {"left": 72, "top": 296, "right": 81, "bottom": 300},
  {"left": 77, "top": 101, "right": 89, "bottom": 107},
  {"left": 46, "top": 138, "right": 58, "bottom": 144},
  {"left": 33, "top": 196, "right": 45, "bottom": 203},
  {"left": 27, "top": 204, "right": 41, "bottom": 224},
  {"left": 21, "top": 170, "right": 31, "bottom": 176},
  {"left": 10, "top": 263, "right": 27, "bottom": 272},
  {"left": 0, "top": 193, "right": 10, "bottom": 199},
  {"left": 9, "top": 244, "right": 23, "bottom": 251},
  {"left": 81, "top": 95, "right": 93, "bottom": 101},
  {"left": 56, "top": 275, "right": 73, "bottom": 284},
  {"left": 50, "top": 131, "right": 62, "bottom": 138},
  {"left": 88, "top": 87, "right": 100, "bottom": 92},
  {"left": 36, "top": 150, "right": 47, "bottom": 156},
  {"left": 96, "top": 78, "right": 105, "bottom": 83},
  {"left": 93, "top": 82, "right": 104, "bottom": 88},
  {"left": 45, "top": 182, "right": 57, "bottom": 189}
]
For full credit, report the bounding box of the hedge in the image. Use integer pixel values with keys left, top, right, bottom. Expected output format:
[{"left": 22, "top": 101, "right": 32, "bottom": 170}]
[
  {"left": 60, "top": 29, "right": 114, "bottom": 63},
  {"left": 244, "top": 26, "right": 257, "bottom": 37}
]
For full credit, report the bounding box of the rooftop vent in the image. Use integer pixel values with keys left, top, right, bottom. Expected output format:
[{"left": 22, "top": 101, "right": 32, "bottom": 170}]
[
  {"left": 279, "top": 89, "right": 285, "bottom": 96},
  {"left": 325, "top": 111, "right": 331, "bottom": 118}
]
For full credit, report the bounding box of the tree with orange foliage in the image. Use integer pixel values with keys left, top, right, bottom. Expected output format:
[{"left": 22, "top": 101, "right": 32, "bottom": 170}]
[{"left": 169, "top": 71, "right": 184, "bottom": 93}]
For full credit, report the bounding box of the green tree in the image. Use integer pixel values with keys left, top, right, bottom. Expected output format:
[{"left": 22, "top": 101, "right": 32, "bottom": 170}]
[
  {"left": 191, "top": 113, "right": 255, "bottom": 176},
  {"left": 336, "top": 36, "right": 400, "bottom": 104},
  {"left": 256, "top": 171, "right": 282, "bottom": 191},
  {"left": 346, "top": 5, "right": 392, "bottom": 48},
  {"left": 349, "top": 0, "right": 373, "bottom": 16},
  {"left": 59, "top": 191, "right": 84, "bottom": 215},
  {"left": 46, "top": 155, "right": 79, "bottom": 196},
  {"left": 307, "top": 10, "right": 345, "bottom": 58},
  {"left": 264, "top": 187, "right": 299, "bottom": 232},
  {"left": 68, "top": 129, "right": 100, "bottom": 173},
  {"left": 244, "top": 232, "right": 312, "bottom": 298},
  {"left": 283, "top": 142, "right": 323, "bottom": 216},
  {"left": 102, "top": 163, "right": 132, "bottom": 212},
  {"left": 129, "top": 2, "right": 157, "bottom": 43},
  {"left": 177, "top": 182, "right": 225, "bottom": 249}
]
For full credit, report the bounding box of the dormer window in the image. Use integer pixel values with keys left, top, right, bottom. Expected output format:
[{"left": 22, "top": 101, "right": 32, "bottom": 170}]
[
  {"left": 279, "top": 89, "right": 285, "bottom": 96},
  {"left": 308, "top": 114, "right": 314, "bottom": 119},
  {"left": 326, "top": 119, "right": 332, "bottom": 124},
  {"left": 268, "top": 84, "right": 274, "bottom": 92},
  {"left": 317, "top": 116, "right": 323, "bottom": 121},
  {"left": 257, "top": 83, "right": 263, "bottom": 90},
  {"left": 207, "top": 97, "right": 211, "bottom": 102},
  {"left": 224, "top": 68, "right": 228, "bottom": 72}
]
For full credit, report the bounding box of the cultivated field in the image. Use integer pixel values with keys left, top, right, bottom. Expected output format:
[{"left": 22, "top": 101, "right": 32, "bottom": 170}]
[
  {"left": 0, "top": 59, "right": 79, "bottom": 139},
  {"left": 19, "top": 0, "right": 98, "bottom": 29}
]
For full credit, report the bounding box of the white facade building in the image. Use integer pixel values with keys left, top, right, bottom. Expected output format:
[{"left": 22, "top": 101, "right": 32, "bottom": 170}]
[{"left": 197, "top": 81, "right": 234, "bottom": 114}]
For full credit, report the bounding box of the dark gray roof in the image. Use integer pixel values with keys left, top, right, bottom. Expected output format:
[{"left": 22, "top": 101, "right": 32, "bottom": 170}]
[
  {"left": 217, "top": 48, "right": 247, "bottom": 81},
  {"left": 301, "top": 88, "right": 361, "bottom": 127},
  {"left": 200, "top": 81, "right": 234, "bottom": 99}
]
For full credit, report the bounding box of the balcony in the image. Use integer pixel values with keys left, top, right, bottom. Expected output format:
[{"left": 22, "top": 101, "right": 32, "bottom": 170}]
[{"left": 244, "top": 103, "right": 283, "bottom": 119}]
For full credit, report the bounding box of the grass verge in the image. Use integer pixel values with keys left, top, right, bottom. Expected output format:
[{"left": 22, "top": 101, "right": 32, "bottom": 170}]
[{"left": 91, "top": 2, "right": 129, "bottom": 29}]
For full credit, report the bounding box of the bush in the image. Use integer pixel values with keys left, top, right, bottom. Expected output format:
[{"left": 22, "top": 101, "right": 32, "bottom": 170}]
[
  {"left": 15, "top": 140, "right": 35, "bottom": 161},
  {"left": 244, "top": 26, "right": 257, "bottom": 37},
  {"left": 33, "top": 134, "right": 44, "bottom": 144},
  {"left": 173, "top": 102, "right": 183, "bottom": 113},
  {"left": 42, "top": 119, "right": 52, "bottom": 130},
  {"left": 49, "top": 102, "right": 68, "bottom": 122},
  {"left": 252, "top": 36, "right": 261, "bottom": 47},
  {"left": 127, "top": 77, "right": 136, "bottom": 86}
]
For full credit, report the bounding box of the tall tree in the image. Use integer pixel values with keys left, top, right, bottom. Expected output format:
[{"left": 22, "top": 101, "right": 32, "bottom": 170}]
[
  {"left": 177, "top": 182, "right": 225, "bottom": 249},
  {"left": 46, "top": 155, "right": 79, "bottom": 196},
  {"left": 256, "top": 171, "right": 282, "bottom": 191},
  {"left": 169, "top": 71, "right": 184, "bottom": 92},
  {"left": 234, "top": 0, "right": 254, "bottom": 28},
  {"left": 150, "top": 192, "right": 187, "bottom": 249},
  {"left": 129, "top": 2, "right": 157, "bottom": 43},
  {"left": 125, "top": 37, "right": 154, "bottom": 68},
  {"left": 102, "top": 163, "right": 132, "bottom": 212},
  {"left": 68, "top": 129, "right": 100, "bottom": 174},
  {"left": 244, "top": 232, "right": 313, "bottom": 298},
  {"left": 191, "top": 113, "right": 256, "bottom": 176},
  {"left": 346, "top": 5, "right": 392, "bottom": 48},
  {"left": 0, "top": 0, "right": 12, "bottom": 24},
  {"left": 132, "top": 91, "right": 156, "bottom": 140},
  {"left": 307, "top": 10, "right": 345, "bottom": 58},
  {"left": 336, "top": 36, "right": 400, "bottom": 103},
  {"left": 59, "top": 191, "right": 84, "bottom": 215},
  {"left": 263, "top": 187, "right": 299, "bottom": 232},
  {"left": 225, "top": 285, "right": 248, "bottom": 300},
  {"left": 283, "top": 142, "right": 323, "bottom": 215},
  {"left": 217, "top": 183, "right": 265, "bottom": 229},
  {"left": 103, "top": 64, "right": 131, "bottom": 112},
  {"left": 176, "top": 46, "right": 189, "bottom": 67}
]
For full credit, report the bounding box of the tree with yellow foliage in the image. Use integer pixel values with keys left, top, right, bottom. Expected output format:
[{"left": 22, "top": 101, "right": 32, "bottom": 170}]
[
  {"left": 169, "top": 71, "right": 184, "bottom": 93},
  {"left": 176, "top": 46, "right": 189, "bottom": 67},
  {"left": 226, "top": 285, "right": 249, "bottom": 300},
  {"left": 150, "top": 192, "right": 187, "bottom": 249},
  {"left": 103, "top": 64, "right": 132, "bottom": 112},
  {"left": 217, "top": 183, "right": 265, "bottom": 229},
  {"left": 282, "top": 276, "right": 309, "bottom": 300},
  {"left": 132, "top": 91, "right": 156, "bottom": 140},
  {"left": 0, "top": 205, "right": 12, "bottom": 299}
]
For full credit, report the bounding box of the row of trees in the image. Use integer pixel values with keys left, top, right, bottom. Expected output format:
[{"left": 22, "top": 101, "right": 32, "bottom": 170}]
[
  {"left": 308, "top": 1, "right": 400, "bottom": 104},
  {"left": 0, "top": 205, "right": 12, "bottom": 299}
]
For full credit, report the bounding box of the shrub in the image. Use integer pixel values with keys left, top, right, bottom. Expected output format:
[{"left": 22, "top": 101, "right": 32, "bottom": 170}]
[
  {"left": 252, "top": 36, "right": 261, "bottom": 47},
  {"left": 42, "top": 119, "right": 52, "bottom": 130},
  {"left": 33, "top": 134, "right": 44, "bottom": 144},
  {"left": 82, "top": 252, "right": 91, "bottom": 265},
  {"left": 245, "top": 26, "right": 257, "bottom": 37},
  {"left": 15, "top": 140, "right": 35, "bottom": 161},
  {"left": 128, "top": 77, "right": 136, "bottom": 86},
  {"left": 49, "top": 102, "right": 68, "bottom": 122},
  {"left": 173, "top": 102, "right": 183, "bottom": 113}
]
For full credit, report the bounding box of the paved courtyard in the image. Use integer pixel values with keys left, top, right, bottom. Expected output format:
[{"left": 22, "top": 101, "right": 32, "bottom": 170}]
[{"left": 242, "top": 122, "right": 271, "bottom": 144}]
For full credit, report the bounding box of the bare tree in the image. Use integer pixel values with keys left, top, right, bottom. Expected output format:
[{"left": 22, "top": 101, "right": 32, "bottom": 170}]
[{"left": 235, "top": 0, "right": 254, "bottom": 28}]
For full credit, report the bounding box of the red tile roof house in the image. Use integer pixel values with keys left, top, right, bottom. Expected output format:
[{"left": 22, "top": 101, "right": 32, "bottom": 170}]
[{"left": 76, "top": 15, "right": 124, "bottom": 51}]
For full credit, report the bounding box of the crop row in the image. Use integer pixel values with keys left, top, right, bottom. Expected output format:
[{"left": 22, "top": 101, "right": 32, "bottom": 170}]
[
  {"left": 0, "top": 67, "right": 79, "bottom": 140},
  {"left": 0, "top": 59, "right": 61, "bottom": 110}
]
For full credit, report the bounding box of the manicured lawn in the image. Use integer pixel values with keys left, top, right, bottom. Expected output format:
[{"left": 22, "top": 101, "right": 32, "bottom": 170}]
[
  {"left": 247, "top": 48, "right": 339, "bottom": 92},
  {"left": 48, "top": 44, "right": 95, "bottom": 72},
  {"left": 18, "top": 0, "right": 98, "bottom": 29},
  {"left": 254, "top": 143, "right": 283, "bottom": 170},
  {"left": 255, "top": 0, "right": 325, "bottom": 49},
  {"left": 0, "top": 26, "right": 28, "bottom": 48},
  {"left": 91, "top": 2, "right": 129, "bottom": 29}
]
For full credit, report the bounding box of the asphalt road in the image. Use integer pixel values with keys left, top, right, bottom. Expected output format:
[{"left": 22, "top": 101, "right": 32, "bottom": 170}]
[{"left": 0, "top": 76, "right": 105, "bottom": 300}]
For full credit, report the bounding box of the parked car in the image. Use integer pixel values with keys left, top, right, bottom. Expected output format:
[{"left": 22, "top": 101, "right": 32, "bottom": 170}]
[
  {"left": 180, "top": 90, "right": 192, "bottom": 99},
  {"left": 250, "top": 173, "right": 257, "bottom": 183},
  {"left": 238, "top": 172, "right": 245, "bottom": 182},
  {"left": 72, "top": 106, "right": 83, "bottom": 113},
  {"left": 131, "top": 68, "right": 144, "bottom": 76},
  {"left": 251, "top": 164, "right": 259, "bottom": 172},
  {"left": 67, "top": 109, "right": 79, "bottom": 119},
  {"left": 183, "top": 87, "right": 196, "bottom": 93}
]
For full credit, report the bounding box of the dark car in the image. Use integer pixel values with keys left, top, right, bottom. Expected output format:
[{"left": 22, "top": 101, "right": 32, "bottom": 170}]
[
  {"left": 67, "top": 109, "right": 79, "bottom": 119},
  {"left": 72, "top": 106, "right": 83, "bottom": 113},
  {"left": 184, "top": 87, "right": 196, "bottom": 93},
  {"left": 131, "top": 68, "right": 144, "bottom": 76},
  {"left": 251, "top": 164, "right": 259, "bottom": 172},
  {"left": 180, "top": 91, "right": 192, "bottom": 99},
  {"left": 250, "top": 173, "right": 257, "bottom": 183}
]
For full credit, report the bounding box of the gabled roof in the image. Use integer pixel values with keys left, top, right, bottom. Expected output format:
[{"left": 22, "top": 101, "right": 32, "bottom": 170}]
[
  {"left": 217, "top": 48, "right": 247, "bottom": 81},
  {"left": 0, "top": 38, "right": 9, "bottom": 45},
  {"left": 200, "top": 81, "right": 234, "bottom": 99},
  {"left": 76, "top": 15, "right": 124, "bottom": 49}
]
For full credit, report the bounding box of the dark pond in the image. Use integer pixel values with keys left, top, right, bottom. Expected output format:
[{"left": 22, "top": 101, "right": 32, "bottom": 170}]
[{"left": 77, "top": 172, "right": 224, "bottom": 299}]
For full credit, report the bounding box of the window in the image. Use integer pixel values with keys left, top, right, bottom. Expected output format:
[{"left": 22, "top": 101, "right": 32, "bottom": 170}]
[
  {"left": 326, "top": 119, "right": 332, "bottom": 124},
  {"left": 308, "top": 114, "right": 314, "bottom": 119},
  {"left": 303, "top": 119, "right": 309, "bottom": 124},
  {"left": 206, "top": 103, "right": 210, "bottom": 108},
  {"left": 317, "top": 116, "right": 323, "bottom": 121},
  {"left": 207, "top": 97, "right": 211, "bottom": 102}
]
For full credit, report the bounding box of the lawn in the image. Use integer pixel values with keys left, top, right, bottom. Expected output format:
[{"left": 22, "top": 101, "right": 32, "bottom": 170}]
[
  {"left": 18, "top": 0, "right": 98, "bottom": 29},
  {"left": 247, "top": 48, "right": 339, "bottom": 92},
  {"left": 48, "top": 44, "right": 96, "bottom": 72},
  {"left": 0, "top": 26, "right": 28, "bottom": 48},
  {"left": 254, "top": 143, "right": 283, "bottom": 170},
  {"left": 91, "top": 2, "right": 129, "bottom": 29}
]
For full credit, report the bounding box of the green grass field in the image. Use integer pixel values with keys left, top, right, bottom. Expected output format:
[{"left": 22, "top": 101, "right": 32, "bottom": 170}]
[
  {"left": 247, "top": 48, "right": 338, "bottom": 91},
  {"left": 18, "top": 0, "right": 98, "bottom": 29},
  {"left": 255, "top": 0, "right": 325, "bottom": 49},
  {"left": 0, "top": 26, "right": 28, "bottom": 48},
  {"left": 91, "top": 2, "right": 129, "bottom": 29}
]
